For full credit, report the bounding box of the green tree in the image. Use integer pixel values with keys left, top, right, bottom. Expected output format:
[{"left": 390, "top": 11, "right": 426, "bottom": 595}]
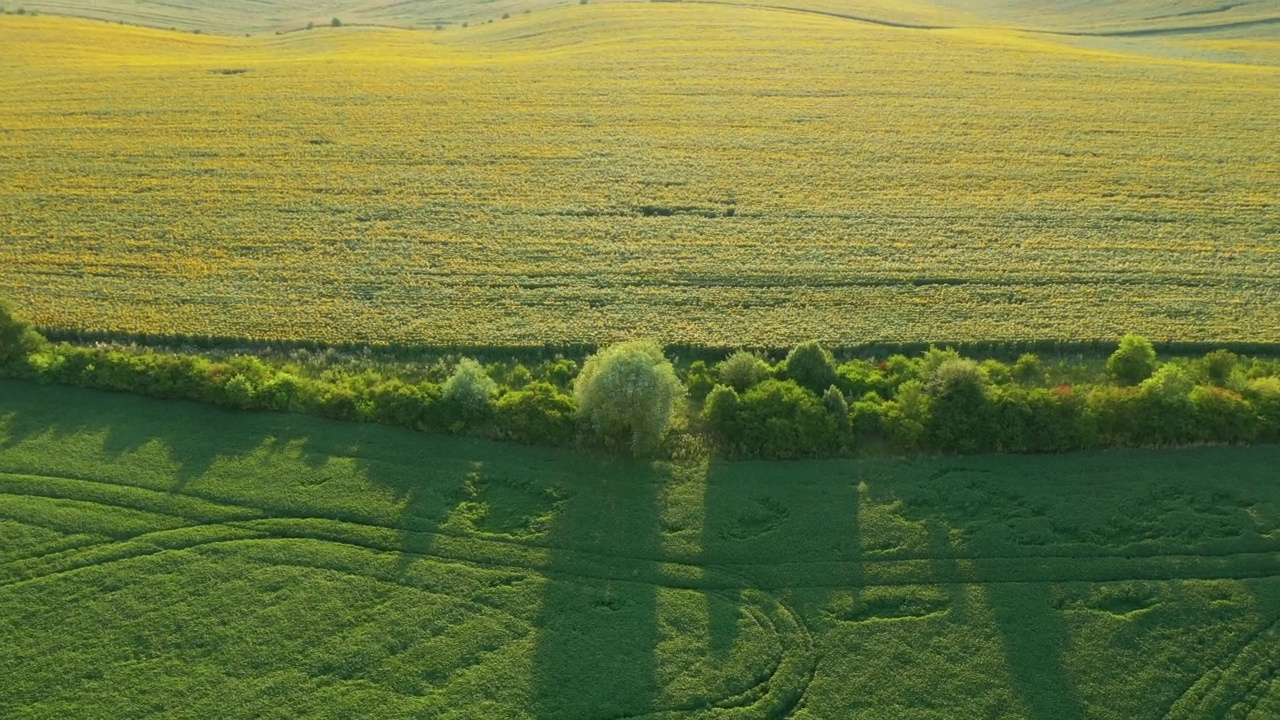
[
  {"left": 716, "top": 350, "right": 770, "bottom": 392},
  {"left": 733, "top": 380, "right": 839, "bottom": 459},
  {"left": 784, "top": 340, "right": 837, "bottom": 394},
  {"left": 0, "top": 298, "right": 44, "bottom": 369},
  {"left": 1199, "top": 349, "right": 1238, "bottom": 387},
  {"left": 574, "top": 340, "right": 684, "bottom": 455},
  {"left": 1011, "top": 353, "right": 1043, "bottom": 384},
  {"left": 1107, "top": 334, "right": 1157, "bottom": 386},
  {"left": 493, "top": 381, "right": 576, "bottom": 446},
  {"left": 926, "top": 358, "right": 995, "bottom": 454},
  {"left": 442, "top": 358, "right": 497, "bottom": 420}
]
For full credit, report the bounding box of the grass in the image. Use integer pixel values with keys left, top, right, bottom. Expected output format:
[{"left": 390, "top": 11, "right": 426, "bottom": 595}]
[
  {"left": 1, "top": 8, "right": 1278, "bottom": 349},
  {"left": 4, "top": 379, "right": 1280, "bottom": 717}
]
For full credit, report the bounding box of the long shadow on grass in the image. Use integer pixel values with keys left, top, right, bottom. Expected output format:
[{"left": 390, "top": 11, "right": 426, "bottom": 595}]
[
  {"left": 0, "top": 379, "right": 305, "bottom": 490},
  {"left": 531, "top": 455, "right": 662, "bottom": 717},
  {"left": 987, "top": 582, "right": 1086, "bottom": 719},
  {"left": 699, "top": 458, "right": 861, "bottom": 707},
  {"left": 898, "top": 461, "right": 1086, "bottom": 719}
]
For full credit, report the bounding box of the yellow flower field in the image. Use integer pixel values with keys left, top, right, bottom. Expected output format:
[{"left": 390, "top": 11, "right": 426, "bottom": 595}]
[{"left": 1, "top": 7, "right": 1277, "bottom": 348}]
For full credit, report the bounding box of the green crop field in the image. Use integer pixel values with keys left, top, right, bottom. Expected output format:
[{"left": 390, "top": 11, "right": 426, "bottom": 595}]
[
  {"left": 5, "top": 379, "right": 1280, "bottom": 717},
  {"left": 2, "top": 4, "right": 1278, "bottom": 348}
]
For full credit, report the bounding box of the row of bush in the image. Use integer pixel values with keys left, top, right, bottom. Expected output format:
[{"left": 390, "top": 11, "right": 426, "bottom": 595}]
[
  {"left": 3, "top": 300, "right": 1279, "bottom": 460},
  {"left": 698, "top": 337, "right": 1280, "bottom": 458}
]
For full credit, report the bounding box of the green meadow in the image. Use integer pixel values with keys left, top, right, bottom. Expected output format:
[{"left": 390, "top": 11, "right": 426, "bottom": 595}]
[{"left": 4, "top": 379, "right": 1280, "bottom": 718}]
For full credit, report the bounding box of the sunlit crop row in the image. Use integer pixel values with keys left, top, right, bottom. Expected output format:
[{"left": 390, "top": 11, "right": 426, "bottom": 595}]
[{"left": 1, "top": 8, "right": 1277, "bottom": 347}]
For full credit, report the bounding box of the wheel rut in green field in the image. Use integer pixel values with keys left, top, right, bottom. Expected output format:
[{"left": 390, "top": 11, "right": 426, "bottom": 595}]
[
  {"left": 0, "top": 480, "right": 817, "bottom": 718},
  {"left": 6, "top": 482, "right": 1280, "bottom": 593},
  {"left": 6, "top": 382, "right": 1280, "bottom": 718},
  {"left": 4, "top": 474, "right": 1280, "bottom": 718},
  {"left": 1163, "top": 614, "right": 1280, "bottom": 720}
]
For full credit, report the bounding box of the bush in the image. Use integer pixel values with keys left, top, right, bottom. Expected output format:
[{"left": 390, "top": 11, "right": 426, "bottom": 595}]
[
  {"left": 686, "top": 360, "right": 716, "bottom": 401},
  {"left": 1190, "top": 385, "right": 1257, "bottom": 443},
  {"left": 331, "top": 17, "right": 342, "bottom": 27},
  {"left": 1133, "top": 364, "right": 1196, "bottom": 445},
  {"left": 493, "top": 382, "right": 576, "bottom": 446},
  {"left": 823, "top": 385, "right": 850, "bottom": 431},
  {"left": 0, "top": 299, "right": 44, "bottom": 370},
  {"left": 993, "top": 385, "right": 1084, "bottom": 453},
  {"left": 980, "top": 358, "right": 1011, "bottom": 385},
  {"left": 836, "top": 360, "right": 891, "bottom": 400},
  {"left": 919, "top": 346, "right": 962, "bottom": 384},
  {"left": 1199, "top": 349, "right": 1239, "bottom": 387},
  {"left": 926, "top": 358, "right": 994, "bottom": 454},
  {"left": 442, "top": 358, "right": 497, "bottom": 421},
  {"left": 1245, "top": 377, "right": 1280, "bottom": 439},
  {"left": 717, "top": 350, "right": 770, "bottom": 392},
  {"left": 701, "top": 384, "right": 741, "bottom": 440},
  {"left": 731, "top": 380, "right": 839, "bottom": 459},
  {"left": 850, "top": 392, "right": 886, "bottom": 444},
  {"left": 880, "top": 380, "right": 930, "bottom": 451},
  {"left": 366, "top": 379, "right": 436, "bottom": 428},
  {"left": 1108, "top": 334, "right": 1157, "bottom": 386},
  {"left": 574, "top": 340, "right": 684, "bottom": 455},
  {"left": 541, "top": 357, "right": 577, "bottom": 389},
  {"left": 1011, "top": 353, "right": 1043, "bottom": 384},
  {"left": 783, "top": 341, "right": 837, "bottom": 394}
]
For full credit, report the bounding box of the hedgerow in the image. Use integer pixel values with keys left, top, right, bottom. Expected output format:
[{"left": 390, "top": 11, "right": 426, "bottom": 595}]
[{"left": 3, "top": 302, "right": 1279, "bottom": 460}]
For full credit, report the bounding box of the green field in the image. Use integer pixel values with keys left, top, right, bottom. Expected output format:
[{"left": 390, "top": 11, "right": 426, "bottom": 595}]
[{"left": 5, "top": 379, "right": 1280, "bottom": 717}]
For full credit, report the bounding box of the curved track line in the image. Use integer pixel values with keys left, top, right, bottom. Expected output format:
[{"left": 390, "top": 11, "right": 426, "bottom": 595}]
[
  {"left": 1163, "top": 615, "right": 1280, "bottom": 719},
  {"left": 2, "top": 525, "right": 811, "bottom": 719}
]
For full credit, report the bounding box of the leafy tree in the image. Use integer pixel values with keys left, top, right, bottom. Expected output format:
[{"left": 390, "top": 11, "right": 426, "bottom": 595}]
[
  {"left": 716, "top": 350, "right": 771, "bottom": 392},
  {"left": 1199, "top": 349, "right": 1238, "bottom": 387},
  {"left": 733, "top": 379, "right": 839, "bottom": 459},
  {"left": 1190, "top": 385, "right": 1257, "bottom": 443},
  {"left": 918, "top": 346, "right": 962, "bottom": 384},
  {"left": 1108, "top": 334, "right": 1157, "bottom": 386},
  {"left": 574, "top": 340, "right": 684, "bottom": 455},
  {"left": 701, "top": 384, "right": 741, "bottom": 440},
  {"left": 1245, "top": 377, "right": 1280, "bottom": 439},
  {"left": 880, "top": 380, "right": 930, "bottom": 451},
  {"left": 926, "top": 358, "right": 995, "bottom": 454},
  {"left": 494, "top": 381, "right": 576, "bottom": 446},
  {"left": 823, "top": 385, "right": 850, "bottom": 434},
  {"left": 0, "top": 298, "right": 44, "bottom": 369},
  {"left": 331, "top": 17, "right": 343, "bottom": 27},
  {"left": 685, "top": 360, "right": 716, "bottom": 401},
  {"left": 784, "top": 340, "right": 837, "bottom": 394},
  {"left": 442, "top": 358, "right": 497, "bottom": 420},
  {"left": 1134, "top": 364, "right": 1196, "bottom": 444},
  {"left": 1011, "top": 353, "right": 1043, "bottom": 384}
]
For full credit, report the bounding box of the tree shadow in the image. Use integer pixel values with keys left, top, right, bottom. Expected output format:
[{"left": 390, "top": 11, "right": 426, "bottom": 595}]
[
  {"left": 0, "top": 379, "right": 291, "bottom": 490},
  {"left": 892, "top": 460, "right": 1085, "bottom": 719},
  {"left": 699, "top": 458, "right": 862, "bottom": 683},
  {"left": 986, "top": 582, "right": 1087, "bottom": 720},
  {"left": 531, "top": 454, "right": 663, "bottom": 717}
]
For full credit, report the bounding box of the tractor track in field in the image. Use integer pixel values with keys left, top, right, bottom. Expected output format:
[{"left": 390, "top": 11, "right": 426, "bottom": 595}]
[
  {"left": 0, "top": 475, "right": 819, "bottom": 718},
  {"left": 1162, "top": 613, "right": 1280, "bottom": 720},
  {"left": 1, "top": 526, "right": 816, "bottom": 719},
  {"left": 11, "top": 472, "right": 1280, "bottom": 718},
  {"left": 5, "top": 476, "right": 1280, "bottom": 590}
]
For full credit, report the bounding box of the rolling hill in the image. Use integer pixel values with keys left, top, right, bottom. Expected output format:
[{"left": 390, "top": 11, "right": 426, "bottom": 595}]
[
  {"left": 7, "top": 0, "right": 1280, "bottom": 37},
  {"left": 1, "top": 7, "right": 1276, "bottom": 348}
]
